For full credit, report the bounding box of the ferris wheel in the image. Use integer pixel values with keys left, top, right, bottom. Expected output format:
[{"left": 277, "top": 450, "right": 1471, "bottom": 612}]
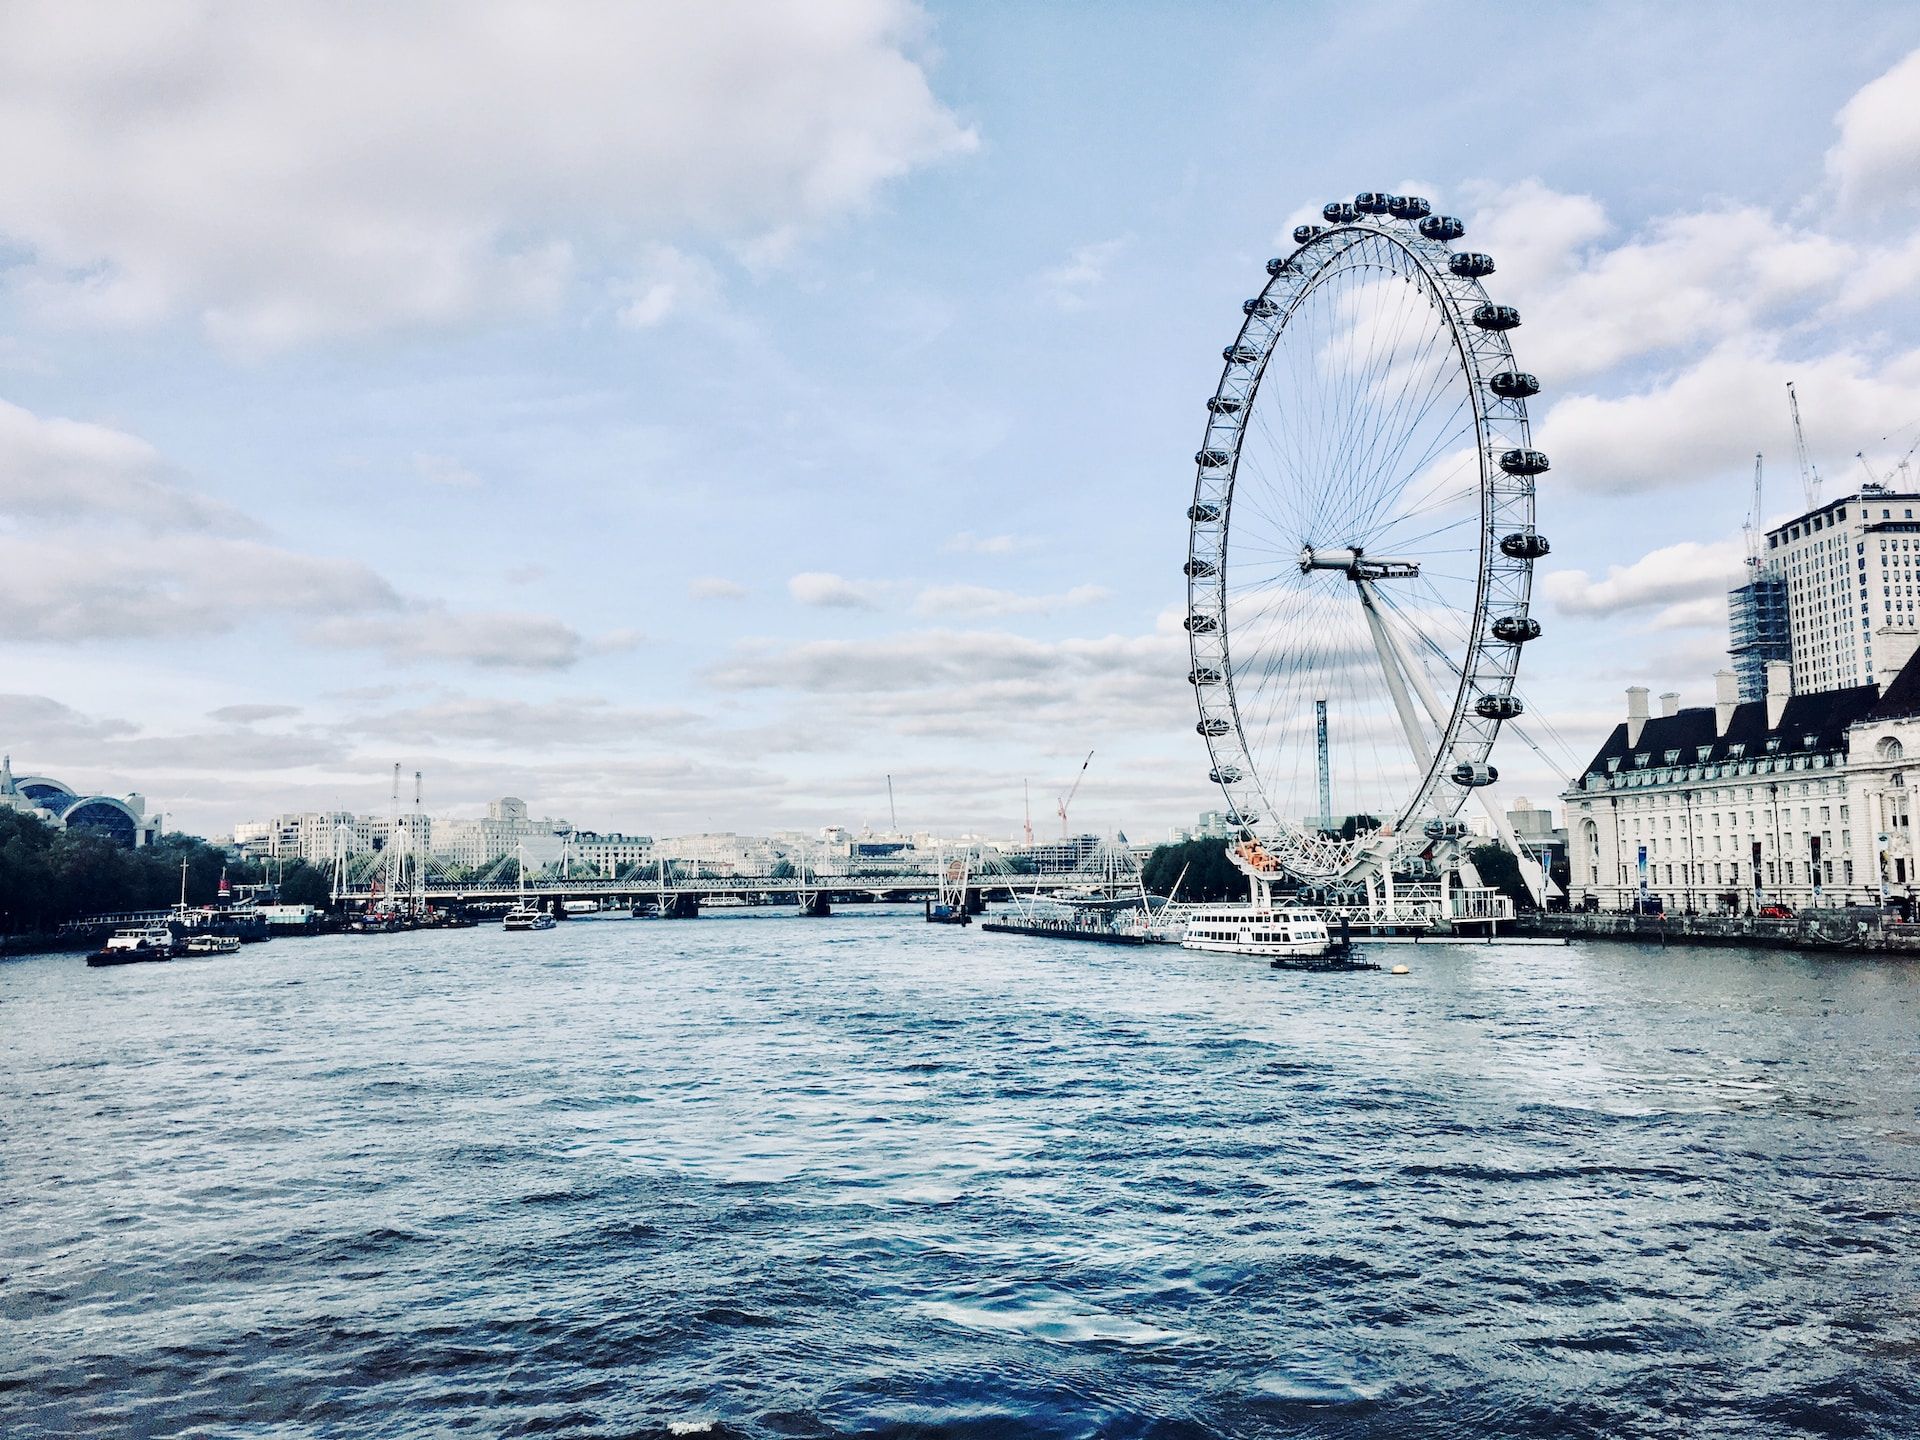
[{"left": 1185, "top": 191, "right": 1549, "bottom": 886}]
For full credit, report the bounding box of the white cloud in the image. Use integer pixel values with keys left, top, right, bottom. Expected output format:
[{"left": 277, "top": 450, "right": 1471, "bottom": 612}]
[
  {"left": 941, "top": 531, "right": 1029, "bottom": 554},
  {"left": 1040, "top": 237, "right": 1128, "bottom": 309},
  {"left": 1827, "top": 47, "right": 1920, "bottom": 210},
  {"left": 788, "top": 571, "right": 883, "bottom": 609},
  {"left": 1536, "top": 340, "right": 1920, "bottom": 496},
  {"left": 208, "top": 703, "right": 302, "bottom": 724},
  {"left": 0, "top": 0, "right": 976, "bottom": 347},
  {"left": 413, "top": 452, "right": 481, "bottom": 488},
  {"left": 912, "top": 582, "right": 1109, "bottom": 618},
  {"left": 1544, "top": 539, "right": 1747, "bottom": 619},
  {"left": 305, "top": 606, "right": 591, "bottom": 671},
  {"left": 690, "top": 576, "right": 749, "bottom": 600},
  {"left": 0, "top": 396, "right": 238, "bottom": 529},
  {"left": 615, "top": 245, "right": 722, "bottom": 328}
]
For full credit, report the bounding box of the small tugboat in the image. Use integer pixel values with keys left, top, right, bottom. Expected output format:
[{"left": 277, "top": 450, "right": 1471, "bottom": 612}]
[
  {"left": 181, "top": 933, "right": 243, "bottom": 957},
  {"left": 86, "top": 926, "right": 175, "bottom": 967},
  {"left": 925, "top": 848, "right": 973, "bottom": 925},
  {"left": 503, "top": 905, "right": 555, "bottom": 931}
]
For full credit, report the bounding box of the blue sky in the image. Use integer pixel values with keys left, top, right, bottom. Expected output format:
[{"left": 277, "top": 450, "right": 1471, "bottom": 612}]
[{"left": 3, "top": 1, "right": 1920, "bottom": 840}]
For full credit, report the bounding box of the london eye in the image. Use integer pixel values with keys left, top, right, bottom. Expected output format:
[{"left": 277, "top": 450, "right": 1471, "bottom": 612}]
[{"left": 1185, "top": 191, "right": 1548, "bottom": 888}]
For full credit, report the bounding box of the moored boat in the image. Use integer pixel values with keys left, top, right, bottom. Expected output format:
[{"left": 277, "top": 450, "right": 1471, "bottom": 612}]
[
  {"left": 86, "top": 926, "right": 175, "bottom": 967},
  {"left": 182, "top": 933, "right": 243, "bottom": 957},
  {"left": 503, "top": 906, "right": 555, "bottom": 931}
]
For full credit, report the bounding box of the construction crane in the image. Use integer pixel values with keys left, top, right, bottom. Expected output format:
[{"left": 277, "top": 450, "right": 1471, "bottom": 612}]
[
  {"left": 1057, "top": 750, "right": 1093, "bottom": 839},
  {"left": 1745, "top": 453, "right": 1764, "bottom": 572},
  {"left": 886, "top": 774, "right": 897, "bottom": 833},
  {"left": 1022, "top": 779, "right": 1034, "bottom": 848},
  {"left": 1787, "top": 381, "right": 1819, "bottom": 510}
]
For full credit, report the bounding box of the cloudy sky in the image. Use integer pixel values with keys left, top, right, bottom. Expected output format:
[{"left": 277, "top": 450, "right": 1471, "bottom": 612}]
[{"left": 4, "top": 1, "right": 1920, "bottom": 841}]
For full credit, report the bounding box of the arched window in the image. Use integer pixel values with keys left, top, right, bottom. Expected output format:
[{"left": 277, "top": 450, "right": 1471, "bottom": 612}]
[{"left": 1878, "top": 736, "right": 1905, "bottom": 762}]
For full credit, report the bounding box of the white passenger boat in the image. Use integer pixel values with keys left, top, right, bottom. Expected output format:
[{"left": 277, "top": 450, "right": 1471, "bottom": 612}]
[
  {"left": 503, "top": 906, "right": 555, "bottom": 931},
  {"left": 1179, "top": 837, "right": 1335, "bottom": 960},
  {"left": 182, "top": 933, "right": 242, "bottom": 956},
  {"left": 86, "top": 926, "right": 175, "bottom": 967}
]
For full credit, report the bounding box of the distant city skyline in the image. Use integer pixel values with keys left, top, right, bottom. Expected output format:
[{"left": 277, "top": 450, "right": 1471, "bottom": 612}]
[{"left": 3, "top": 3, "right": 1920, "bottom": 839}]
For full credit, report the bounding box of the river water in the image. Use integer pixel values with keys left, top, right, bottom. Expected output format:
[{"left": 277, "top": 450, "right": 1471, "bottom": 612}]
[{"left": 3, "top": 913, "right": 1918, "bottom": 1438}]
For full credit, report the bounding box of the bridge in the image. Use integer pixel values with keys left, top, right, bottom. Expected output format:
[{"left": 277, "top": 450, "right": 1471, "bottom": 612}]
[{"left": 333, "top": 867, "right": 1133, "bottom": 914}]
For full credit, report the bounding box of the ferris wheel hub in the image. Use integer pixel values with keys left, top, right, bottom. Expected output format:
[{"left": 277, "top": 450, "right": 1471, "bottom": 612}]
[{"left": 1298, "top": 545, "right": 1421, "bottom": 579}]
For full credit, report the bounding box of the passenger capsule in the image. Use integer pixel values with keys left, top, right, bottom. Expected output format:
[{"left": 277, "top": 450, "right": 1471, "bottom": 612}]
[
  {"left": 1263, "top": 258, "right": 1293, "bottom": 277},
  {"left": 1423, "top": 816, "right": 1469, "bottom": 840},
  {"left": 1195, "top": 448, "right": 1231, "bottom": 468},
  {"left": 1184, "top": 558, "right": 1218, "bottom": 579},
  {"left": 1475, "top": 694, "right": 1525, "bottom": 721},
  {"left": 1492, "top": 614, "right": 1542, "bottom": 644},
  {"left": 1448, "top": 252, "right": 1496, "bottom": 279},
  {"left": 1206, "top": 395, "right": 1243, "bottom": 415},
  {"left": 1389, "top": 195, "right": 1432, "bottom": 221},
  {"left": 1208, "top": 766, "right": 1242, "bottom": 785},
  {"left": 1499, "top": 448, "right": 1550, "bottom": 477},
  {"left": 1197, "top": 717, "right": 1232, "bottom": 737},
  {"left": 1419, "top": 215, "right": 1466, "bottom": 242},
  {"left": 1322, "top": 202, "right": 1359, "bottom": 225},
  {"left": 1243, "top": 296, "right": 1279, "bottom": 317},
  {"left": 1472, "top": 303, "right": 1522, "bottom": 331},
  {"left": 1499, "top": 531, "right": 1551, "bottom": 560},
  {"left": 1188, "top": 666, "right": 1223, "bottom": 685},
  {"left": 1489, "top": 371, "right": 1539, "bottom": 399},
  {"left": 1451, "top": 761, "right": 1499, "bottom": 788},
  {"left": 1223, "top": 343, "right": 1261, "bottom": 365},
  {"left": 1226, "top": 809, "right": 1260, "bottom": 827},
  {"left": 1355, "top": 192, "right": 1392, "bottom": 215},
  {"left": 1185, "top": 613, "right": 1219, "bottom": 634},
  {"left": 1292, "top": 224, "right": 1324, "bottom": 244},
  {"left": 1189, "top": 502, "right": 1222, "bottom": 523}
]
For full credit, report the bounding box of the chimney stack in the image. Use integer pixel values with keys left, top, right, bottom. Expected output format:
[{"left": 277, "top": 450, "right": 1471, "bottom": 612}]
[
  {"left": 1714, "top": 669, "right": 1738, "bottom": 737},
  {"left": 1765, "top": 659, "right": 1791, "bottom": 729},
  {"left": 1875, "top": 625, "right": 1920, "bottom": 681},
  {"left": 1626, "top": 686, "right": 1650, "bottom": 747},
  {"left": 1659, "top": 691, "right": 1680, "bottom": 718}
]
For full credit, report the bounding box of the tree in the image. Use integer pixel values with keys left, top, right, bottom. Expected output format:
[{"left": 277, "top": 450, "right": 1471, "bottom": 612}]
[
  {"left": 1466, "top": 842, "right": 1535, "bottom": 912},
  {"left": 1140, "top": 839, "right": 1248, "bottom": 903},
  {"left": 278, "top": 862, "right": 334, "bottom": 909}
]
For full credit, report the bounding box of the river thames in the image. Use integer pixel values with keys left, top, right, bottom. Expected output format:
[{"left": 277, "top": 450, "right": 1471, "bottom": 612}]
[{"left": 3, "top": 915, "right": 1917, "bottom": 1438}]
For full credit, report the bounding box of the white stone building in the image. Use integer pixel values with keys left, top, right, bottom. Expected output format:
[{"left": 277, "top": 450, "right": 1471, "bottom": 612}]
[
  {"left": 1763, "top": 485, "right": 1920, "bottom": 692},
  {"left": 1564, "top": 631, "right": 1920, "bottom": 913}
]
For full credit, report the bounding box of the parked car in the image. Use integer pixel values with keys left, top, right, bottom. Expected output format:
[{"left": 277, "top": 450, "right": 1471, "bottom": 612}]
[{"left": 1757, "top": 904, "right": 1794, "bottom": 920}]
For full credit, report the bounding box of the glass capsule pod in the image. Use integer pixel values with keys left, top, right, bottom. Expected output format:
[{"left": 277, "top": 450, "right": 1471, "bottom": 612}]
[
  {"left": 1223, "top": 343, "right": 1261, "bottom": 364},
  {"left": 1208, "top": 766, "right": 1242, "bottom": 785},
  {"left": 1189, "top": 502, "right": 1222, "bottom": 522},
  {"left": 1473, "top": 303, "right": 1521, "bottom": 331},
  {"left": 1243, "top": 296, "right": 1279, "bottom": 317},
  {"left": 1354, "top": 192, "right": 1392, "bottom": 214},
  {"left": 1475, "top": 694, "right": 1525, "bottom": 720},
  {"left": 1389, "top": 195, "right": 1432, "bottom": 220},
  {"left": 1263, "top": 257, "right": 1294, "bottom": 277},
  {"left": 1291, "top": 224, "right": 1324, "bottom": 244},
  {"left": 1322, "top": 201, "right": 1359, "bottom": 224},
  {"left": 1195, "top": 448, "right": 1231, "bottom": 468},
  {"left": 1424, "top": 816, "right": 1470, "bottom": 840},
  {"left": 1499, "top": 448, "right": 1550, "bottom": 477},
  {"left": 1489, "top": 371, "right": 1539, "bottom": 399},
  {"left": 1451, "top": 761, "right": 1499, "bottom": 787},
  {"left": 1197, "top": 717, "right": 1231, "bottom": 737},
  {"left": 1492, "top": 614, "right": 1542, "bottom": 644},
  {"left": 1226, "top": 810, "right": 1260, "bottom": 827},
  {"left": 1188, "top": 666, "right": 1223, "bottom": 685},
  {"left": 1206, "top": 396, "right": 1243, "bottom": 415},
  {"left": 1185, "top": 614, "right": 1220, "bottom": 634},
  {"left": 1448, "top": 252, "right": 1496, "bottom": 278},
  {"left": 1499, "top": 532, "right": 1551, "bottom": 560},
  {"left": 1184, "top": 558, "right": 1218, "bottom": 579},
  {"left": 1419, "top": 215, "right": 1466, "bottom": 242}
]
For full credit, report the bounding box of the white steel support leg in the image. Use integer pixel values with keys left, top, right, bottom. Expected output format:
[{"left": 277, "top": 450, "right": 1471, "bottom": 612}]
[
  {"left": 1355, "top": 579, "right": 1433, "bottom": 771},
  {"left": 1359, "top": 584, "right": 1549, "bottom": 909}
]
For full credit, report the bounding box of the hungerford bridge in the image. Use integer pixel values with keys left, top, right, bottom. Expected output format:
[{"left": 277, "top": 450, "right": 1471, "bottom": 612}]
[{"left": 328, "top": 842, "right": 1139, "bottom": 915}]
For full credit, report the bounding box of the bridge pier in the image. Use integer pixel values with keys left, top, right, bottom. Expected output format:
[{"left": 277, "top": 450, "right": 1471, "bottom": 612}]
[
  {"left": 669, "top": 893, "right": 700, "bottom": 919},
  {"left": 801, "top": 892, "right": 832, "bottom": 917},
  {"left": 965, "top": 887, "right": 988, "bottom": 914}
]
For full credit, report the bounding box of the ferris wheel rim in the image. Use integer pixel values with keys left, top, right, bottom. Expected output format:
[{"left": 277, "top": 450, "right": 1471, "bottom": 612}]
[{"left": 1184, "top": 198, "right": 1543, "bottom": 885}]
